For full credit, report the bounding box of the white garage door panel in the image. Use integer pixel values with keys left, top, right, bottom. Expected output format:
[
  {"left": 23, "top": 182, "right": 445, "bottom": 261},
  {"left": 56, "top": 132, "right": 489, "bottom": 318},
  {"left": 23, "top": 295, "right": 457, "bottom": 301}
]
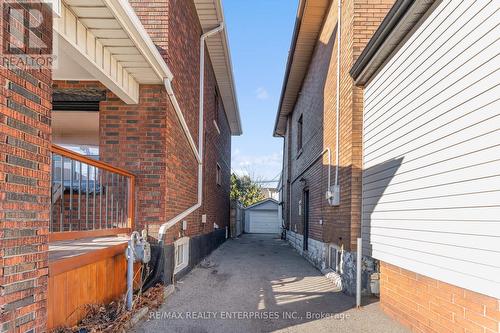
[
  {"left": 248, "top": 211, "right": 279, "bottom": 234},
  {"left": 362, "top": 0, "right": 500, "bottom": 298}
]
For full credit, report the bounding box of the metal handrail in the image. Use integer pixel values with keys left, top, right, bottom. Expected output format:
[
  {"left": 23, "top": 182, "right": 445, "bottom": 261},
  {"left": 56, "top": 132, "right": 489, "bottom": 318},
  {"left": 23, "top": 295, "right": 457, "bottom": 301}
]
[{"left": 50, "top": 144, "right": 135, "bottom": 241}]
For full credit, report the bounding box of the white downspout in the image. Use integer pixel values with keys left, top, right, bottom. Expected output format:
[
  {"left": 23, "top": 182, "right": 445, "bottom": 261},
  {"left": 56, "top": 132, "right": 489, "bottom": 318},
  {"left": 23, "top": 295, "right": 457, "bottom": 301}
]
[{"left": 158, "top": 23, "right": 225, "bottom": 238}]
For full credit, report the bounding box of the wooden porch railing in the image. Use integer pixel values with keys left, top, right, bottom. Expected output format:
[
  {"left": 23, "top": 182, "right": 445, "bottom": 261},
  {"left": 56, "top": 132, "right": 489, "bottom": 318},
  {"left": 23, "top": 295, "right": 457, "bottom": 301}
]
[{"left": 50, "top": 145, "right": 135, "bottom": 241}]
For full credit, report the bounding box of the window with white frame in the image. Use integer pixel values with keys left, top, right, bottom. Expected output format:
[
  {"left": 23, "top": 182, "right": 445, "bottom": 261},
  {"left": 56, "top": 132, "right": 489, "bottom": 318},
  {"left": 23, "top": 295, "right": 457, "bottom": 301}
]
[
  {"left": 174, "top": 237, "right": 189, "bottom": 273},
  {"left": 329, "top": 244, "right": 342, "bottom": 273}
]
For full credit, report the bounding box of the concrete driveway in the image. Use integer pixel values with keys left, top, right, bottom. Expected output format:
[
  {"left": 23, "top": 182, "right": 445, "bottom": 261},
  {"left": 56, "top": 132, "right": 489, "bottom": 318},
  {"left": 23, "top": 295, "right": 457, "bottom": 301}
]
[{"left": 134, "top": 234, "right": 408, "bottom": 333}]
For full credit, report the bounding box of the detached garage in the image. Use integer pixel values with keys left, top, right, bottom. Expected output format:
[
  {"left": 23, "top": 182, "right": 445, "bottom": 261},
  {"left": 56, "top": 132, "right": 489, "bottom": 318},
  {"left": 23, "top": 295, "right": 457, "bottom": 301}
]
[{"left": 244, "top": 199, "right": 280, "bottom": 234}]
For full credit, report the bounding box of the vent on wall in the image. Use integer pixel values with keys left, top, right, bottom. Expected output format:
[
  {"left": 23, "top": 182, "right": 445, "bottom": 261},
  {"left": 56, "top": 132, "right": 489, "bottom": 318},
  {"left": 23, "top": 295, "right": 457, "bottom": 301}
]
[
  {"left": 52, "top": 89, "right": 106, "bottom": 111},
  {"left": 53, "top": 101, "right": 100, "bottom": 111}
]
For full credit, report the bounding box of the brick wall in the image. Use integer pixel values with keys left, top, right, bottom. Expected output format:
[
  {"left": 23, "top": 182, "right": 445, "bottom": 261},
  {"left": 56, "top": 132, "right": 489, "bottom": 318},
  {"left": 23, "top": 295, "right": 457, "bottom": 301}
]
[
  {"left": 128, "top": 0, "right": 168, "bottom": 60},
  {"left": 100, "top": 84, "right": 171, "bottom": 241},
  {"left": 0, "top": 1, "right": 53, "bottom": 331},
  {"left": 153, "top": 0, "right": 231, "bottom": 241},
  {"left": 54, "top": 0, "right": 232, "bottom": 244},
  {"left": 380, "top": 262, "right": 500, "bottom": 333},
  {"left": 199, "top": 49, "right": 232, "bottom": 236},
  {"left": 284, "top": 0, "right": 394, "bottom": 251}
]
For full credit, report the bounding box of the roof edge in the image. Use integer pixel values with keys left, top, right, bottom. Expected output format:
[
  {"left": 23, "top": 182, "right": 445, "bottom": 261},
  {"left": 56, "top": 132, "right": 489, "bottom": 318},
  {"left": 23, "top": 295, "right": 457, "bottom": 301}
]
[
  {"left": 273, "top": 0, "right": 307, "bottom": 138},
  {"left": 350, "top": 0, "right": 415, "bottom": 83},
  {"left": 215, "top": 0, "right": 242, "bottom": 136},
  {"left": 245, "top": 198, "right": 279, "bottom": 210},
  {"left": 350, "top": 0, "right": 437, "bottom": 86},
  {"left": 105, "top": 0, "right": 174, "bottom": 81},
  {"left": 195, "top": 0, "right": 242, "bottom": 136}
]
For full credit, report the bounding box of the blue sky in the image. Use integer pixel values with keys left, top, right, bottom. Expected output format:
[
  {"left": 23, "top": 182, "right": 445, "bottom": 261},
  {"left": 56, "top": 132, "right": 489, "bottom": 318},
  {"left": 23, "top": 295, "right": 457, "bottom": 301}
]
[{"left": 222, "top": 0, "right": 298, "bottom": 184}]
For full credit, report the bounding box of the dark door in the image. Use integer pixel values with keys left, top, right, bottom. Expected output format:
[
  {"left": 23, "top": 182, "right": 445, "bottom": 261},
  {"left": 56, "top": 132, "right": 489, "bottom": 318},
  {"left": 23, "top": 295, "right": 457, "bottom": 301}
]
[{"left": 303, "top": 189, "right": 309, "bottom": 251}]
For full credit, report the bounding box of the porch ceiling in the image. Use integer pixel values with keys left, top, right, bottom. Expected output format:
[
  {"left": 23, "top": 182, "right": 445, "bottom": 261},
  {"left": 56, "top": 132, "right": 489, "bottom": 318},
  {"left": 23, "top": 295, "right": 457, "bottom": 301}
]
[
  {"left": 194, "top": 0, "right": 242, "bottom": 135},
  {"left": 53, "top": 0, "right": 173, "bottom": 104}
]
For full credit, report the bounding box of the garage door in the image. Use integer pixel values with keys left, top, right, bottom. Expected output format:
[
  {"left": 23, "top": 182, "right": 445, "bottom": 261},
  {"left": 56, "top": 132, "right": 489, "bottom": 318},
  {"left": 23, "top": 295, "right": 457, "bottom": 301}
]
[{"left": 247, "top": 211, "right": 280, "bottom": 234}]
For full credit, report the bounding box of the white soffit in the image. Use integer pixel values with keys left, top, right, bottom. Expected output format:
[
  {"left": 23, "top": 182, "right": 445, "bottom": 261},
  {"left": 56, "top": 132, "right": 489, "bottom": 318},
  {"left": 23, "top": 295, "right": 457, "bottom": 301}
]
[
  {"left": 53, "top": 0, "right": 173, "bottom": 104},
  {"left": 274, "top": 0, "right": 330, "bottom": 136},
  {"left": 194, "top": 0, "right": 242, "bottom": 135}
]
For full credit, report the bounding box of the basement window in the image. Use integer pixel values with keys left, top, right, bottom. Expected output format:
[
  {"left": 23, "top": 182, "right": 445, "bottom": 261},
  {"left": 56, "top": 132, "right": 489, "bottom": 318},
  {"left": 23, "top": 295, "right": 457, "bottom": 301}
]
[
  {"left": 329, "top": 245, "right": 342, "bottom": 273},
  {"left": 174, "top": 237, "right": 189, "bottom": 273},
  {"left": 216, "top": 163, "right": 222, "bottom": 186}
]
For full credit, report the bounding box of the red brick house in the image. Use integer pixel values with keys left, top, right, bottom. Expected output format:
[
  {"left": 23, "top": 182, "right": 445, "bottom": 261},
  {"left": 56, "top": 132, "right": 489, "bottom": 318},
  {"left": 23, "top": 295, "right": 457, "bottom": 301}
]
[
  {"left": 275, "top": 0, "right": 394, "bottom": 293},
  {"left": 0, "top": 0, "right": 241, "bottom": 331}
]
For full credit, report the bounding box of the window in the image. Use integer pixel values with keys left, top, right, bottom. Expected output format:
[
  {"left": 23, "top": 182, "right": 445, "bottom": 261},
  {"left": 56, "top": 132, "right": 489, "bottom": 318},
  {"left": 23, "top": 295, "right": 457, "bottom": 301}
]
[
  {"left": 216, "top": 163, "right": 222, "bottom": 186},
  {"left": 329, "top": 245, "right": 342, "bottom": 273},
  {"left": 174, "top": 237, "right": 189, "bottom": 273},
  {"left": 214, "top": 90, "right": 219, "bottom": 122},
  {"left": 176, "top": 243, "right": 184, "bottom": 266},
  {"left": 214, "top": 90, "right": 221, "bottom": 134},
  {"left": 297, "top": 115, "right": 303, "bottom": 152}
]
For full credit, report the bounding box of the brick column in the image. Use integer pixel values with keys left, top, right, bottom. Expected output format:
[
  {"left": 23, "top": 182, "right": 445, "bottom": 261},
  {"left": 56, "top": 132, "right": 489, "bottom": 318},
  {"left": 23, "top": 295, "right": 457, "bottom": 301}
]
[
  {"left": 99, "top": 85, "right": 170, "bottom": 241},
  {"left": 0, "top": 1, "right": 53, "bottom": 332}
]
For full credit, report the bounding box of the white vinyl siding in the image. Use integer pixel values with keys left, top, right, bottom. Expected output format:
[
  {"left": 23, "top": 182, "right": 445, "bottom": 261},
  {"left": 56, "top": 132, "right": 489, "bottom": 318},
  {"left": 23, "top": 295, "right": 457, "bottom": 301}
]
[{"left": 362, "top": 0, "right": 500, "bottom": 299}]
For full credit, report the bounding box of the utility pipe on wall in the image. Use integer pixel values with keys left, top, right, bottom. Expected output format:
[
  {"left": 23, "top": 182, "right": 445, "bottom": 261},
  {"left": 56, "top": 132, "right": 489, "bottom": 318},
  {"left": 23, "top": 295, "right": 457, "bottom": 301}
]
[
  {"left": 356, "top": 237, "right": 362, "bottom": 308},
  {"left": 331, "top": 0, "right": 342, "bottom": 206},
  {"left": 158, "top": 23, "right": 225, "bottom": 238}
]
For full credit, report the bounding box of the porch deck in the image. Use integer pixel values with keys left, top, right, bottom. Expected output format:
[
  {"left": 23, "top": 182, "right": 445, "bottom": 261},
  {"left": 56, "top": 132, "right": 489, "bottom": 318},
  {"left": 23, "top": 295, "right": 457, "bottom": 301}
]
[
  {"left": 48, "top": 236, "right": 134, "bottom": 329},
  {"left": 47, "top": 145, "right": 137, "bottom": 330},
  {"left": 49, "top": 235, "right": 129, "bottom": 275},
  {"left": 49, "top": 236, "right": 129, "bottom": 261}
]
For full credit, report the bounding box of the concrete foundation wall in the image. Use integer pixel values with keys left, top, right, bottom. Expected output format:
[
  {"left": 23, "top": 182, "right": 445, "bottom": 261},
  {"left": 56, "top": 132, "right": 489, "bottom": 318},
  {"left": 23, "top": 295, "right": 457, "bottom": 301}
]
[
  {"left": 287, "top": 230, "right": 328, "bottom": 270},
  {"left": 286, "top": 230, "right": 377, "bottom": 296}
]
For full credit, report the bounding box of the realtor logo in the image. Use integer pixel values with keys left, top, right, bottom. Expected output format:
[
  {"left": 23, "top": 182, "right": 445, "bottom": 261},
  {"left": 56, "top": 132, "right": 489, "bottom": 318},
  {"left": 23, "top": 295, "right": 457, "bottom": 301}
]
[{"left": 1, "top": 0, "right": 57, "bottom": 69}]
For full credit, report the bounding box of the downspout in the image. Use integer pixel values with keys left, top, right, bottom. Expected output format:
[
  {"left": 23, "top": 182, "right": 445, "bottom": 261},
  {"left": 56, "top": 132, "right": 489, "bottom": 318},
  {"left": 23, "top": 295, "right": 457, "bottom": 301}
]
[{"left": 158, "top": 23, "right": 225, "bottom": 238}]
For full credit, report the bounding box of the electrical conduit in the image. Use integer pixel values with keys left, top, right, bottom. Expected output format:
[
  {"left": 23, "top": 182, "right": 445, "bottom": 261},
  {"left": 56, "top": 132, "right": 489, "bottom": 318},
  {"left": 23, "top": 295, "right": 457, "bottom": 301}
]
[{"left": 333, "top": 0, "right": 342, "bottom": 200}]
